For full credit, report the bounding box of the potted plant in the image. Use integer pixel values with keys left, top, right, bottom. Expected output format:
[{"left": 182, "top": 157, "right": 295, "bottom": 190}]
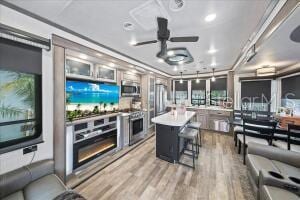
[
  {"left": 103, "top": 103, "right": 107, "bottom": 113},
  {"left": 99, "top": 101, "right": 103, "bottom": 114},
  {"left": 110, "top": 102, "right": 115, "bottom": 112},
  {"left": 93, "top": 105, "right": 99, "bottom": 114}
]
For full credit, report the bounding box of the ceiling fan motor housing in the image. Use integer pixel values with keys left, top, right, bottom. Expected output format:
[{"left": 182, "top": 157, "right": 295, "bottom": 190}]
[{"left": 157, "top": 29, "right": 170, "bottom": 41}]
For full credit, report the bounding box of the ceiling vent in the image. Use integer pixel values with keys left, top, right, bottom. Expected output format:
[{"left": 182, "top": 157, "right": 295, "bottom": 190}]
[
  {"left": 130, "top": 0, "right": 170, "bottom": 31},
  {"left": 256, "top": 67, "right": 276, "bottom": 77},
  {"left": 169, "top": 0, "right": 185, "bottom": 12}
]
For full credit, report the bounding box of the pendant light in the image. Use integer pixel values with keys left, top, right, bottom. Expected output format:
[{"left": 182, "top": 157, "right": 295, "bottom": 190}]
[
  {"left": 180, "top": 72, "right": 183, "bottom": 83},
  {"left": 196, "top": 71, "right": 200, "bottom": 83},
  {"left": 211, "top": 68, "right": 216, "bottom": 82}
]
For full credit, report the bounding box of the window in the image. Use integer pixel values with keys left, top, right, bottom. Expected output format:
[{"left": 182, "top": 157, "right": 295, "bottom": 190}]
[
  {"left": 175, "top": 80, "right": 188, "bottom": 104},
  {"left": 281, "top": 75, "right": 300, "bottom": 115},
  {"left": 191, "top": 80, "right": 206, "bottom": 106},
  {"left": 0, "top": 38, "right": 42, "bottom": 153},
  {"left": 241, "top": 80, "right": 271, "bottom": 112},
  {"left": 210, "top": 78, "right": 227, "bottom": 106}
]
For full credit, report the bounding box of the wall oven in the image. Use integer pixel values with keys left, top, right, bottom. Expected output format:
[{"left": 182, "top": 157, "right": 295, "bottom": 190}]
[
  {"left": 73, "top": 130, "right": 117, "bottom": 169},
  {"left": 121, "top": 80, "right": 140, "bottom": 97},
  {"left": 129, "top": 112, "right": 145, "bottom": 145}
]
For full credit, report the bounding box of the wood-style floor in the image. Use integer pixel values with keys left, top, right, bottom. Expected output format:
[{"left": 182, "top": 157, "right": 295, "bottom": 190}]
[{"left": 75, "top": 131, "right": 254, "bottom": 200}]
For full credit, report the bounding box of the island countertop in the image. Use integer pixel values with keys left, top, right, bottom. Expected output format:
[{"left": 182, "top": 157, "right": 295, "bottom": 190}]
[
  {"left": 151, "top": 111, "right": 196, "bottom": 127},
  {"left": 167, "top": 105, "right": 233, "bottom": 112}
]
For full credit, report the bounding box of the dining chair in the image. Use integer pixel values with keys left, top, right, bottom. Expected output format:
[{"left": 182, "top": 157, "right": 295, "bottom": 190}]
[
  {"left": 287, "top": 124, "right": 300, "bottom": 153},
  {"left": 233, "top": 110, "right": 274, "bottom": 147},
  {"left": 233, "top": 110, "right": 243, "bottom": 146},
  {"left": 238, "top": 119, "right": 277, "bottom": 164},
  {"left": 272, "top": 128, "right": 289, "bottom": 150}
]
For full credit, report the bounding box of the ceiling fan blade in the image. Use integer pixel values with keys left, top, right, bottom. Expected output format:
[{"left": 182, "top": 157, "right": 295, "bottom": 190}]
[
  {"left": 157, "top": 17, "right": 168, "bottom": 34},
  {"left": 170, "top": 36, "right": 199, "bottom": 42},
  {"left": 133, "top": 40, "right": 158, "bottom": 46}
]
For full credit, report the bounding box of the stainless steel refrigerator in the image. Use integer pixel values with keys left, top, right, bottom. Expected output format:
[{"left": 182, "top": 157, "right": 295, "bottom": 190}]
[{"left": 155, "top": 84, "right": 168, "bottom": 116}]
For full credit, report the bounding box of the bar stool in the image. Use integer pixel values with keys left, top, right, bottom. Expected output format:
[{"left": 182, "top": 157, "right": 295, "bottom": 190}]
[
  {"left": 178, "top": 127, "right": 199, "bottom": 169},
  {"left": 187, "top": 122, "right": 202, "bottom": 153}
]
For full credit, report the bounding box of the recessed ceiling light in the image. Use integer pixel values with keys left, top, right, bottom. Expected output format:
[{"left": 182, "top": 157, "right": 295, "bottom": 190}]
[
  {"left": 79, "top": 54, "right": 88, "bottom": 59},
  {"left": 129, "top": 65, "right": 134, "bottom": 68},
  {"left": 207, "top": 48, "right": 218, "bottom": 54},
  {"left": 109, "top": 63, "right": 115, "bottom": 67},
  {"left": 211, "top": 62, "right": 217, "bottom": 67},
  {"left": 131, "top": 69, "right": 137, "bottom": 73},
  {"left": 205, "top": 13, "right": 216, "bottom": 22},
  {"left": 129, "top": 40, "right": 137, "bottom": 46},
  {"left": 96, "top": 53, "right": 103, "bottom": 57},
  {"left": 150, "top": 72, "right": 153, "bottom": 74},
  {"left": 167, "top": 50, "right": 175, "bottom": 56},
  {"left": 173, "top": 66, "right": 178, "bottom": 71},
  {"left": 158, "top": 58, "right": 164, "bottom": 63}
]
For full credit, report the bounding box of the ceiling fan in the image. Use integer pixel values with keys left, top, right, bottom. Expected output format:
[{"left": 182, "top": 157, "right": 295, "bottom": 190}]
[{"left": 133, "top": 17, "right": 199, "bottom": 57}]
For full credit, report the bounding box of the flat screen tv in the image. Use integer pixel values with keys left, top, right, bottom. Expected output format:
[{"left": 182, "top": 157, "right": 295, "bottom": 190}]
[{"left": 66, "top": 80, "right": 119, "bottom": 105}]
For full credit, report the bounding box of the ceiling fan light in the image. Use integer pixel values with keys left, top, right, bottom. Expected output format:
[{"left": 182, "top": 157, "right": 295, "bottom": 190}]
[
  {"left": 178, "top": 60, "right": 184, "bottom": 65},
  {"left": 196, "top": 78, "right": 200, "bottom": 83},
  {"left": 211, "top": 76, "right": 216, "bottom": 82},
  {"left": 180, "top": 79, "right": 183, "bottom": 84}
]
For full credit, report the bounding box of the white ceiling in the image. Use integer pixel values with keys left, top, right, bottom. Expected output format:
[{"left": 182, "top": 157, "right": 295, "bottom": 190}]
[
  {"left": 6, "top": 0, "right": 274, "bottom": 75},
  {"left": 237, "top": 4, "right": 300, "bottom": 74}
]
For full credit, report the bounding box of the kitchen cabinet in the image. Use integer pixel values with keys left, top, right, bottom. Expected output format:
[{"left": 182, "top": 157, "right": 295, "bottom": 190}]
[
  {"left": 186, "top": 107, "right": 232, "bottom": 132},
  {"left": 95, "top": 65, "right": 116, "bottom": 83},
  {"left": 66, "top": 57, "right": 93, "bottom": 80},
  {"left": 197, "top": 112, "right": 208, "bottom": 129},
  {"left": 65, "top": 57, "right": 117, "bottom": 83},
  {"left": 123, "top": 72, "right": 141, "bottom": 83},
  {"left": 208, "top": 110, "right": 231, "bottom": 132}
]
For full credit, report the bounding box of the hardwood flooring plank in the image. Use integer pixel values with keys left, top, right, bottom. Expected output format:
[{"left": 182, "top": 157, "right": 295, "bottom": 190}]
[{"left": 75, "top": 131, "right": 255, "bottom": 200}]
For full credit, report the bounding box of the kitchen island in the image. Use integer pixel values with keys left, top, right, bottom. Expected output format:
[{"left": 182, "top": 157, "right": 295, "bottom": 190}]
[
  {"left": 152, "top": 111, "right": 195, "bottom": 163},
  {"left": 167, "top": 105, "right": 233, "bottom": 132}
]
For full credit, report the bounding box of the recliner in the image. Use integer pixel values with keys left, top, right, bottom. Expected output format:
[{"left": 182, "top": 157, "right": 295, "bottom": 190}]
[
  {"left": 246, "top": 142, "right": 300, "bottom": 199},
  {"left": 0, "top": 159, "right": 67, "bottom": 200}
]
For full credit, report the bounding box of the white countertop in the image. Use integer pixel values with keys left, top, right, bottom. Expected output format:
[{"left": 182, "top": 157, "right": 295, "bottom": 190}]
[
  {"left": 167, "top": 105, "right": 233, "bottom": 112},
  {"left": 151, "top": 111, "right": 196, "bottom": 127}
]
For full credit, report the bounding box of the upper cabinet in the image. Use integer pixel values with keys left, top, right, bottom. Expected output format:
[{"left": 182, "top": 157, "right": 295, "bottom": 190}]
[
  {"left": 95, "top": 65, "right": 117, "bottom": 83},
  {"left": 66, "top": 57, "right": 93, "bottom": 80},
  {"left": 65, "top": 57, "right": 117, "bottom": 83}
]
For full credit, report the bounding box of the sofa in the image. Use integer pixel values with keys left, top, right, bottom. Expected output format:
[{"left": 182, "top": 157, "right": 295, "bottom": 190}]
[
  {"left": 0, "top": 159, "right": 69, "bottom": 200},
  {"left": 246, "top": 142, "right": 300, "bottom": 200}
]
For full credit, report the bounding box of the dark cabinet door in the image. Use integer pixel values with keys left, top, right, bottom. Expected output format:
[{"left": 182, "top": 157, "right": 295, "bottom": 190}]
[{"left": 156, "top": 124, "right": 180, "bottom": 163}]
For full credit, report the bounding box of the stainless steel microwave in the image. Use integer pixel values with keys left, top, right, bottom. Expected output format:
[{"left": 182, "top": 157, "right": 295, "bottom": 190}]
[{"left": 121, "top": 80, "right": 141, "bottom": 97}]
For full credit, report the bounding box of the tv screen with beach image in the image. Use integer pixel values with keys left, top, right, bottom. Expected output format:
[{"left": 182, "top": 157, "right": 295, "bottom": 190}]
[{"left": 66, "top": 80, "right": 119, "bottom": 111}]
